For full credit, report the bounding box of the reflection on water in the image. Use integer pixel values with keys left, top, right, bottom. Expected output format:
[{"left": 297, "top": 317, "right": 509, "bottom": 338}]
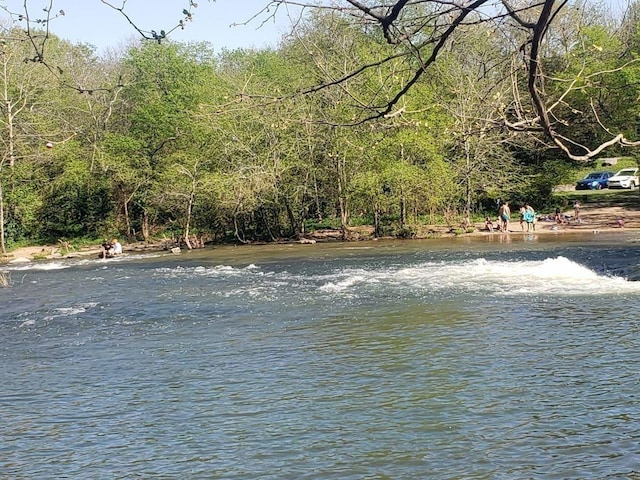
[{"left": 1, "top": 235, "right": 640, "bottom": 478}]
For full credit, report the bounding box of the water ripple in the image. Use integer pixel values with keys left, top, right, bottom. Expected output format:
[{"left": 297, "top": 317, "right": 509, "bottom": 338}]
[{"left": 2, "top": 241, "right": 640, "bottom": 478}]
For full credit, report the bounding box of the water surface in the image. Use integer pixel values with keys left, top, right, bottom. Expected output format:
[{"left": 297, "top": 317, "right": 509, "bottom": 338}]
[{"left": 2, "top": 233, "right": 640, "bottom": 479}]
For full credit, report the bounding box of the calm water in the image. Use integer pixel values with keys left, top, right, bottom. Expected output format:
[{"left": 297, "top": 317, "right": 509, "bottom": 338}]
[{"left": 2, "top": 233, "right": 640, "bottom": 479}]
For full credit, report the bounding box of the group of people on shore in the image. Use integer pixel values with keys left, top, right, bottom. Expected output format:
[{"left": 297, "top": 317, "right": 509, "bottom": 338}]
[
  {"left": 485, "top": 201, "right": 537, "bottom": 233},
  {"left": 519, "top": 204, "right": 537, "bottom": 232},
  {"left": 485, "top": 199, "right": 630, "bottom": 232},
  {"left": 553, "top": 201, "right": 580, "bottom": 225},
  {"left": 100, "top": 238, "right": 123, "bottom": 258}
]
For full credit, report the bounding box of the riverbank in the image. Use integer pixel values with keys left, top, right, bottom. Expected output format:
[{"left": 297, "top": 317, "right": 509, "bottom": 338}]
[
  {"left": 0, "top": 240, "right": 169, "bottom": 265},
  {"left": 1, "top": 203, "right": 639, "bottom": 265},
  {"left": 477, "top": 203, "right": 638, "bottom": 235}
]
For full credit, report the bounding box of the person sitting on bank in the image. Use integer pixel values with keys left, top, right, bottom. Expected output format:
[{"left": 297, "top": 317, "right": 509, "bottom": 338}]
[
  {"left": 101, "top": 239, "right": 113, "bottom": 258},
  {"left": 485, "top": 217, "right": 494, "bottom": 232},
  {"left": 112, "top": 238, "right": 123, "bottom": 255},
  {"left": 554, "top": 207, "right": 562, "bottom": 223}
]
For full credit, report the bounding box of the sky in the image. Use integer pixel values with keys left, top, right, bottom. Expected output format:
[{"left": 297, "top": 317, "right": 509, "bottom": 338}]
[
  {"left": 0, "top": 0, "right": 302, "bottom": 52},
  {"left": 2, "top": 0, "right": 628, "bottom": 53}
]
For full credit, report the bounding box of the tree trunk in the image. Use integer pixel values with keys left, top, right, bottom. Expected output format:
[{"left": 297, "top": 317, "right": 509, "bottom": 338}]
[
  {"left": 183, "top": 223, "right": 192, "bottom": 250},
  {"left": 0, "top": 180, "right": 5, "bottom": 255},
  {"left": 124, "top": 199, "right": 132, "bottom": 238},
  {"left": 1, "top": 61, "right": 17, "bottom": 254},
  {"left": 233, "top": 213, "right": 247, "bottom": 244},
  {"left": 464, "top": 144, "right": 472, "bottom": 228},
  {"left": 313, "top": 171, "right": 323, "bottom": 222},
  {"left": 183, "top": 191, "right": 194, "bottom": 250},
  {"left": 142, "top": 209, "right": 150, "bottom": 242},
  {"left": 336, "top": 155, "right": 349, "bottom": 239},
  {"left": 283, "top": 197, "right": 299, "bottom": 238}
]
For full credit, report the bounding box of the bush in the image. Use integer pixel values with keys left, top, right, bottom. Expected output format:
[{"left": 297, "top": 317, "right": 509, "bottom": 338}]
[{"left": 395, "top": 225, "right": 417, "bottom": 239}]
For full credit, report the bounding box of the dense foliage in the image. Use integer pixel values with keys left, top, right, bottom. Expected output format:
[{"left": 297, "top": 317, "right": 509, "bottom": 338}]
[{"left": 1, "top": 3, "right": 639, "bottom": 251}]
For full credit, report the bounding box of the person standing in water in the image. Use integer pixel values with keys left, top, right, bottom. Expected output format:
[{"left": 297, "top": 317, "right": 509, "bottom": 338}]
[
  {"left": 498, "top": 201, "right": 511, "bottom": 232},
  {"left": 519, "top": 205, "right": 526, "bottom": 232},
  {"left": 523, "top": 204, "right": 536, "bottom": 232}
]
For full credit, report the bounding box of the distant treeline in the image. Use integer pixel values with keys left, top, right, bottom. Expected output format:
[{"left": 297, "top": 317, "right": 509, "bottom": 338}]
[{"left": 1, "top": 4, "right": 640, "bottom": 251}]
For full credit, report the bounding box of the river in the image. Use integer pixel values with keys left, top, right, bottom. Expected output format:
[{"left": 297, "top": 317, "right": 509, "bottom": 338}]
[{"left": 2, "top": 233, "right": 640, "bottom": 479}]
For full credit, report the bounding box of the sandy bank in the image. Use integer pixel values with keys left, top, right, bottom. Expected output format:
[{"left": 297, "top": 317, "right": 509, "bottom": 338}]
[{"left": 1, "top": 205, "right": 638, "bottom": 265}]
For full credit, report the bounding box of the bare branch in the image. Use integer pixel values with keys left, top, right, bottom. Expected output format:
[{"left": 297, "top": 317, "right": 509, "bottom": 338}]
[{"left": 100, "top": 0, "right": 200, "bottom": 44}]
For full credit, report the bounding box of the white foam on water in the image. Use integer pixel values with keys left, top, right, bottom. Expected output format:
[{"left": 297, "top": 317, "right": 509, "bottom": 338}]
[
  {"left": 148, "top": 257, "right": 640, "bottom": 299},
  {"left": 5, "top": 261, "right": 71, "bottom": 271},
  {"left": 12, "top": 302, "right": 99, "bottom": 329},
  {"left": 157, "top": 264, "right": 262, "bottom": 279},
  {"left": 319, "top": 272, "right": 374, "bottom": 293},
  {"left": 317, "top": 257, "right": 640, "bottom": 297},
  {"left": 76, "top": 252, "right": 165, "bottom": 266},
  {"left": 42, "top": 302, "right": 99, "bottom": 322}
]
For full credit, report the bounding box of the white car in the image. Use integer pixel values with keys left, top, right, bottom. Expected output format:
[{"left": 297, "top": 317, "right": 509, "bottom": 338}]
[{"left": 607, "top": 168, "right": 639, "bottom": 189}]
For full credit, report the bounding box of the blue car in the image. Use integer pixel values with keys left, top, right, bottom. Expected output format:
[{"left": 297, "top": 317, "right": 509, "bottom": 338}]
[{"left": 575, "top": 171, "right": 614, "bottom": 190}]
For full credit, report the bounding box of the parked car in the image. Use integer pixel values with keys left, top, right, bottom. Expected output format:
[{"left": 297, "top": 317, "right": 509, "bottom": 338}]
[
  {"left": 575, "top": 171, "right": 614, "bottom": 190},
  {"left": 607, "top": 168, "right": 639, "bottom": 189}
]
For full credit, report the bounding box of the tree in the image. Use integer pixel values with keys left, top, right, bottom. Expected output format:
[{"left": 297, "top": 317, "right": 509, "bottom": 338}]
[
  {"left": 433, "top": 25, "right": 525, "bottom": 224},
  {"left": 3, "top": 0, "right": 639, "bottom": 246},
  {"left": 109, "top": 41, "right": 214, "bottom": 241},
  {"left": 6, "top": 0, "right": 640, "bottom": 161},
  {"left": 0, "top": 25, "right": 76, "bottom": 250},
  {"left": 259, "top": 0, "right": 640, "bottom": 161}
]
